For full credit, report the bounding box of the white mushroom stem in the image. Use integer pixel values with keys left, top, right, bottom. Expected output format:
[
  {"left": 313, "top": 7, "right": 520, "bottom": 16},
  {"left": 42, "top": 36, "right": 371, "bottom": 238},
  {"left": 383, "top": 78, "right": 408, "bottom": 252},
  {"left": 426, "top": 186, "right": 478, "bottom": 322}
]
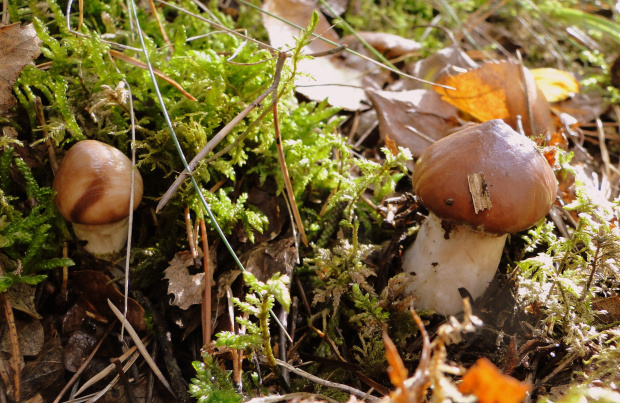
[
  {"left": 403, "top": 212, "right": 507, "bottom": 315},
  {"left": 72, "top": 217, "right": 129, "bottom": 256}
]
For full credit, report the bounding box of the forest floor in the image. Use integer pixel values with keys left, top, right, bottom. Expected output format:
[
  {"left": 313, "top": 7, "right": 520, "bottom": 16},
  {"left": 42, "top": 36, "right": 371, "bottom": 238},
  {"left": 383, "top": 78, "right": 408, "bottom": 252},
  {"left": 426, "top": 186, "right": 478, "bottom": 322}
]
[{"left": 2, "top": 0, "right": 620, "bottom": 402}]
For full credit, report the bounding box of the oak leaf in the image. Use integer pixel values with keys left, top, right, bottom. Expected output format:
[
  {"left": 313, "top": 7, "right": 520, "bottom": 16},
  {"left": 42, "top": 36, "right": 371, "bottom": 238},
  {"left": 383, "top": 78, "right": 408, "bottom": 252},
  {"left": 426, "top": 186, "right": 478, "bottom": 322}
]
[{"left": 164, "top": 250, "right": 204, "bottom": 310}]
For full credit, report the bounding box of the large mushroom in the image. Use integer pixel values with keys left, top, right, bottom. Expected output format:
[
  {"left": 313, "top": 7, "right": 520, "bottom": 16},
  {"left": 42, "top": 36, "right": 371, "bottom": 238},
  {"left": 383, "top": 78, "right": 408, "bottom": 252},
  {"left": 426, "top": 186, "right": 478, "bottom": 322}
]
[
  {"left": 53, "top": 140, "right": 143, "bottom": 256},
  {"left": 404, "top": 120, "right": 557, "bottom": 315}
]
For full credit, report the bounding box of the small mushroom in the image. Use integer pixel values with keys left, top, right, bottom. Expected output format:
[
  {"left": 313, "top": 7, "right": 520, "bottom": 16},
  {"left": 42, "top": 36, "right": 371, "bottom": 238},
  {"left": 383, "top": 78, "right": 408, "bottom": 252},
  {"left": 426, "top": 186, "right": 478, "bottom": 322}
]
[
  {"left": 53, "top": 140, "right": 143, "bottom": 256},
  {"left": 404, "top": 120, "right": 557, "bottom": 315}
]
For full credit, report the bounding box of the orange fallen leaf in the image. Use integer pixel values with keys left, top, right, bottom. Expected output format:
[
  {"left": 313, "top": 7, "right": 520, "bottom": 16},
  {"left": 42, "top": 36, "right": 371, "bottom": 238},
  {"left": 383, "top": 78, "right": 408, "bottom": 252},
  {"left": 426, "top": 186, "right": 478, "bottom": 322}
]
[
  {"left": 458, "top": 357, "right": 531, "bottom": 403},
  {"left": 435, "top": 61, "right": 552, "bottom": 136},
  {"left": 530, "top": 68, "right": 579, "bottom": 102}
]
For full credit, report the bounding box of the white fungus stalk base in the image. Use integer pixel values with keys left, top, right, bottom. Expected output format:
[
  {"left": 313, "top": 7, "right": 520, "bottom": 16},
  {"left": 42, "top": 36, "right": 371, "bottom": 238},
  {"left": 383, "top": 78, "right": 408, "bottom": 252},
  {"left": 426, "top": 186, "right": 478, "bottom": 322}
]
[
  {"left": 72, "top": 218, "right": 130, "bottom": 256},
  {"left": 403, "top": 213, "right": 507, "bottom": 316}
]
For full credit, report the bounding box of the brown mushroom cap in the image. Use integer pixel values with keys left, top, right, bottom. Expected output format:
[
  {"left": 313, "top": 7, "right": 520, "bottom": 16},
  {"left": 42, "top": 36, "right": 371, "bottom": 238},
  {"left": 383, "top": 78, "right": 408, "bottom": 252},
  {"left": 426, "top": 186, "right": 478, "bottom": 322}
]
[
  {"left": 53, "top": 140, "right": 143, "bottom": 225},
  {"left": 412, "top": 120, "right": 557, "bottom": 234}
]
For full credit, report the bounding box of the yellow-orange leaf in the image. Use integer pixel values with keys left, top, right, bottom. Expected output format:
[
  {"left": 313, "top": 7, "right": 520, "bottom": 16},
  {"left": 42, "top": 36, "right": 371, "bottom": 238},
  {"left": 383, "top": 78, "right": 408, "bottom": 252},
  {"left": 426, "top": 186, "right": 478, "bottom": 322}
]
[
  {"left": 530, "top": 68, "right": 579, "bottom": 102},
  {"left": 458, "top": 358, "right": 530, "bottom": 403},
  {"left": 435, "top": 61, "right": 552, "bottom": 136}
]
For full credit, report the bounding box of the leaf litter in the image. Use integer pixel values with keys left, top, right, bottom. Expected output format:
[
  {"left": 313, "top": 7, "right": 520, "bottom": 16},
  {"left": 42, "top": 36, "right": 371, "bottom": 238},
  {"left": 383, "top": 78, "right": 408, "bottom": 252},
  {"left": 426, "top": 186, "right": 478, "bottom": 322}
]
[{"left": 2, "top": 0, "right": 620, "bottom": 402}]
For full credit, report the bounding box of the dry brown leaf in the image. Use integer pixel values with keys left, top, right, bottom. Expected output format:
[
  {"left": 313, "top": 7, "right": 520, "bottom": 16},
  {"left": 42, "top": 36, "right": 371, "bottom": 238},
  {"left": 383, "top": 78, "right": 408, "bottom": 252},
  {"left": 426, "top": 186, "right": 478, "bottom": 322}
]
[
  {"left": 241, "top": 236, "right": 298, "bottom": 282},
  {"left": 7, "top": 282, "right": 41, "bottom": 319},
  {"left": 366, "top": 89, "right": 458, "bottom": 160},
  {"left": 262, "top": 0, "right": 367, "bottom": 110},
  {"left": 592, "top": 296, "right": 620, "bottom": 324},
  {"left": 0, "top": 23, "right": 42, "bottom": 114},
  {"left": 20, "top": 335, "right": 64, "bottom": 401},
  {"left": 63, "top": 330, "right": 98, "bottom": 372},
  {"left": 164, "top": 250, "right": 204, "bottom": 310},
  {"left": 397, "top": 45, "right": 478, "bottom": 91},
  {"left": 71, "top": 270, "right": 146, "bottom": 331},
  {"left": 0, "top": 317, "right": 43, "bottom": 356},
  {"left": 458, "top": 357, "right": 531, "bottom": 403},
  {"left": 341, "top": 32, "right": 421, "bottom": 59},
  {"left": 435, "top": 60, "right": 553, "bottom": 136}
]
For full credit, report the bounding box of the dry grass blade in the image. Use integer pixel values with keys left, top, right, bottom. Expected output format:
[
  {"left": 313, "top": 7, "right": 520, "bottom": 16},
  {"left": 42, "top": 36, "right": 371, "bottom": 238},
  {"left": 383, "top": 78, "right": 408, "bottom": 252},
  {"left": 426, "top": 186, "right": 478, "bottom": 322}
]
[
  {"left": 108, "top": 50, "right": 197, "bottom": 101},
  {"left": 106, "top": 299, "right": 176, "bottom": 397},
  {"left": 86, "top": 350, "right": 141, "bottom": 402},
  {"left": 52, "top": 323, "right": 114, "bottom": 403},
  {"left": 73, "top": 337, "right": 147, "bottom": 397},
  {"left": 246, "top": 392, "right": 340, "bottom": 403},
  {"left": 274, "top": 359, "right": 379, "bottom": 401}
]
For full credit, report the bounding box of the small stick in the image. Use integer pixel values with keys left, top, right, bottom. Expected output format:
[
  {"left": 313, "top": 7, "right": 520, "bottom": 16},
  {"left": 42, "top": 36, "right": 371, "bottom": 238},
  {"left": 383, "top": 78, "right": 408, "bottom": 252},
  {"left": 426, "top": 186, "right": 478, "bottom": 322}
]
[
  {"left": 52, "top": 322, "right": 114, "bottom": 403},
  {"left": 33, "top": 97, "right": 59, "bottom": 174},
  {"left": 185, "top": 206, "right": 198, "bottom": 260},
  {"left": 109, "top": 50, "right": 197, "bottom": 101},
  {"left": 274, "top": 359, "right": 379, "bottom": 401},
  {"left": 107, "top": 299, "right": 177, "bottom": 398},
  {"left": 0, "top": 261, "right": 21, "bottom": 402},
  {"left": 156, "top": 52, "right": 288, "bottom": 213},
  {"left": 147, "top": 0, "right": 173, "bottom": 51},
  {"left": 78, "top": 0, "right": 83, "bottom": 31},
  {"left": 200, "top": 217, "right": 212, "bottom": 349},
  {"left": 272, "top": 98, "right": 308, "bottom": 246},
  {"left": 111, "top": 358, "right": 138, "bottom": 403}
]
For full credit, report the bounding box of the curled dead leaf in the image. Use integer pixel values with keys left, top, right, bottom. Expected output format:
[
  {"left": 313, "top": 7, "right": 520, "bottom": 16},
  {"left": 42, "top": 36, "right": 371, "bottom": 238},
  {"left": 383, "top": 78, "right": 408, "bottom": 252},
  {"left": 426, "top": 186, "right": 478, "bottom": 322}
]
[{"left": 164, "top": 250, "right": 205, "bottom": 310}]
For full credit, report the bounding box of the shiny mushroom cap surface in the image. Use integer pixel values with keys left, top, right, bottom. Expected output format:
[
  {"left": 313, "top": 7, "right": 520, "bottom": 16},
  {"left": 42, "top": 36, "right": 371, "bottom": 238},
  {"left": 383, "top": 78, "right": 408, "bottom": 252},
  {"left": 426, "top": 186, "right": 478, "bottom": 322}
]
[
  {"left": 53, "top": 140, "right": 143, "bottom": 225},
  {"left": 412, "top": 120, "right": 557, "bottom": 234}
]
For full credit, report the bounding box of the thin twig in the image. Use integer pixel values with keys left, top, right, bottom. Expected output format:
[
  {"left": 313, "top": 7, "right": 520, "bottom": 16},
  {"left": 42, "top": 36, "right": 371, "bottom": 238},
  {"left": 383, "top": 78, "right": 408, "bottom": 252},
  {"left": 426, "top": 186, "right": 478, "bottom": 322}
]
[
  {"left": 108, "top": 50, "right": 197, "bottom": 101},
  {"left": 274, "top": 359, "right": 379, "bottom": 402},
  {"left": 122, "top": 77, "right": 138, "bottom": 342},
  {"left": 147, "top": 0, "right": 173, "bottom": 51},
  {"left": 272, "top": 83, "right": 308, "bottom": 246},
  {"left": 52, "top": 322, "right": 114, "bottom": 403},
  {"left": 107, "top": 300, "right": 176, "bottom": 398},
  {"left": 200, "top": 217, "right": 212, "bottom": 348},
  {"left": 131, "top": 291, "right": 192, "bottom": 403},
  {"left": 111, "top": 358, "right": 138, "bottom": 403},
  {"left": 73, "top": 337, "right": 145, "bottom": 396},
  {"left": 0, "top": 262, "right": 21, "bottom": 402},
  {"left": 87, "top": 351, "right": 141, "bottom": 402},
  {"left": 246, "top": 392, "right": 339, "bottom": 403},
  {"left": 33, "top": 97, "right": 59, "bottom": 173},
  {"left": 156, "top": 52, "right": 288, "bottom": 213}
]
